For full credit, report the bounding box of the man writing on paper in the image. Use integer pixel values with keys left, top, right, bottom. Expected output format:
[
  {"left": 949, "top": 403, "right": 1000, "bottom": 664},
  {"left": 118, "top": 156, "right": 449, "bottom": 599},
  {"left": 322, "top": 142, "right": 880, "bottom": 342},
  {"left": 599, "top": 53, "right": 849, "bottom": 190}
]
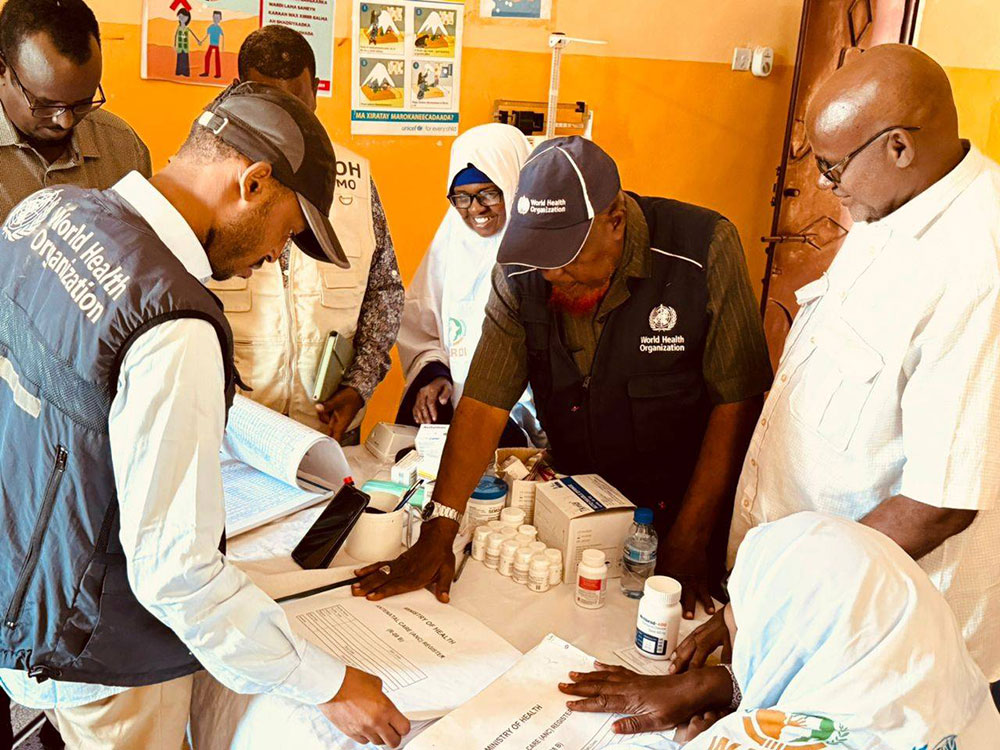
[
  {"left": 354, "top": 137, "right": 772, "bottom": 616},
  {"left": 0, "top": 83, "right": 408, "bottom": 748},
  {"left": 217, "top": 26, "right": 404, "bottom": 445}
]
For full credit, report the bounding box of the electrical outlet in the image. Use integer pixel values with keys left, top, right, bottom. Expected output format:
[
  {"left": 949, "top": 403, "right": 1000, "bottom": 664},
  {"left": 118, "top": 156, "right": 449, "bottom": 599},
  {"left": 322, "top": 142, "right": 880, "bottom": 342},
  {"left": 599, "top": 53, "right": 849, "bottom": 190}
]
[{"left": 732, "top": 47, "right": 752, "bottom": 72}]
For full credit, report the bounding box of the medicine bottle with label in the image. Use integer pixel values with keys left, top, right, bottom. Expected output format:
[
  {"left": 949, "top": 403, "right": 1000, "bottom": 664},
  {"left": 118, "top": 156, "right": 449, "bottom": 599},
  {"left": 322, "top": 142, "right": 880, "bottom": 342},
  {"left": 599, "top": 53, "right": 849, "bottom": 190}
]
[
  {"left": 483, "top": 532, "right": 505, "bottom": 570},
  {"left": 512, "top": 547, "right": 534, "bottom": 585},
  {"left": 465, "top": 476, "right": 509, "bottom": 534},
  {"left": 500, "top": 506, "right": 525, "bottom": 529},
  {"left": 517, "top": 525, "right": 538, "bottom": 542},
  {"left": 527, "top": 555, "right": 551, "bottom": 593},
  {"left": 498, "top": 539, "right": 520, "bottom": 577},
  {"left": 575, "top": 549, "right": 608, "bottom": 609},
  {"left": 544, "top": 548, "right": 563, "bottom": 585},
  {"left": 471, "top": 525, "right": 492, "bottom": 561},
  {"left": 635, "top": 576, "right": 682, "bottom": 660}
]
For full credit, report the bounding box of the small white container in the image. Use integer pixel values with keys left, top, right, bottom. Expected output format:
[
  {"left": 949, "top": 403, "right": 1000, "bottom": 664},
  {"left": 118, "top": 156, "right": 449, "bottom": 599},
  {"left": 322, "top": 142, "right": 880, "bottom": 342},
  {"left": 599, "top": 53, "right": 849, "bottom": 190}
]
[
  {"left": 500, "top": 506, "right": 526, "bottom": 529},
  {"left": 544, "top": 548, "right": 563, "bottom": 585},
  {"left": 344, "top": 491, "right": 406, "bottom": 562},
  {"left": 635, "top": 576, "right": 683, "bottom": 660},
  {"left": 499, "top": 527, "right": 517, "bottom": 540},
  {"left": 512, "top": 547, "right": 534, "bottom": 585},
  {"left": 575, "top": 549, "right": 608, "bottom": 609},
  {"left": 487, "top": 520, "right": 505, "bottom": 534},
  {"left": 517, "top": 524, "right": 538, "bottom": 542},
  {"left": 527, "top": 541, "right": 546, "bottom": 556},
  {"left": 465, "top": 476, "right": 509, "bottom": 534},
  {"left": 527, "top": 555, "right": 551, "bottom": 593},
  {"left": 471, "top": 525, "right": 493, "bottom": 562},
  {"left": 484, "top": 532, "right": 505, "bottom": 570},
  {"left": 514, "top": 532, "right": 534, "bottom": 547},
  {"left": 498, "top": 539, "right": 520, "bottom": 577}
]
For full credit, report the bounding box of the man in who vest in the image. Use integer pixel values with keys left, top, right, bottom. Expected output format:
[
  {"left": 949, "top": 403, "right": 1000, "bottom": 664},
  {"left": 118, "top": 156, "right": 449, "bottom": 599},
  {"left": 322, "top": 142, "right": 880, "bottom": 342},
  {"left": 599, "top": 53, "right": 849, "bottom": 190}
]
[
  {"left": 353, "top": 137, "right": 773, "bottom": 617},
  {"left": 0, "top": 82, "right": 408, "bottom": 748}
]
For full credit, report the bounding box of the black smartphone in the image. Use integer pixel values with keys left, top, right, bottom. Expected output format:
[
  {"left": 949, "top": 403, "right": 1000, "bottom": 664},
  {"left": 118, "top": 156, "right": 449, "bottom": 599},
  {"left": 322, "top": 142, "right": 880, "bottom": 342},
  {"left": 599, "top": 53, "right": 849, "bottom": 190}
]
[{"left": 292, "top": 482, "right": 370, "bottom": 569}]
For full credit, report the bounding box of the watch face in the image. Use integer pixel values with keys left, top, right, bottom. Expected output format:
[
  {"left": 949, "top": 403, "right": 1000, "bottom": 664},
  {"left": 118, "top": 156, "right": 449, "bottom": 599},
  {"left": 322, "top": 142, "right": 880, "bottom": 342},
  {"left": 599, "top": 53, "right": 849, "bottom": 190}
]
[{"left": 421, "top": 501, "right": 435, "bottom": 521}]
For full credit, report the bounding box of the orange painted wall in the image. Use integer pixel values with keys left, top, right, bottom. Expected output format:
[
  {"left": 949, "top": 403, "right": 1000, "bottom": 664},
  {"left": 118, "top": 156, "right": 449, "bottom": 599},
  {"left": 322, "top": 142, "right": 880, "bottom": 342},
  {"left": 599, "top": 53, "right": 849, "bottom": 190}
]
[{"left": 96, "top": 19, "right": 794, "bottom": 434}]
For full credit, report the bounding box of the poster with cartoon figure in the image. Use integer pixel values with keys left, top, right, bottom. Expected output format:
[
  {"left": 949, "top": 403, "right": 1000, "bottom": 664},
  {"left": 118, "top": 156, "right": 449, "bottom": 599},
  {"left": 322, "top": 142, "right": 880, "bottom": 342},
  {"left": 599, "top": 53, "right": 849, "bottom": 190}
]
[
  {"left": 412, "top": 5, "right": 457, "bottom": 57},
  {"left": 351, "top": 0, "right": 464, "bottom": 135},
  {"left": 410, "top": 60, "right": 453, "bottom": 108},
  {"left": 479, "top": 0, "right": 551, "bottom": 19},
  {"left": 142, "top": 0, "right": 336, "bottom": 97},
  {"left": 358, "top": 3, "right": 406, "bottom": 56},
  {"left": 359, "top": 57, "right": 406, "bottom": 108}
]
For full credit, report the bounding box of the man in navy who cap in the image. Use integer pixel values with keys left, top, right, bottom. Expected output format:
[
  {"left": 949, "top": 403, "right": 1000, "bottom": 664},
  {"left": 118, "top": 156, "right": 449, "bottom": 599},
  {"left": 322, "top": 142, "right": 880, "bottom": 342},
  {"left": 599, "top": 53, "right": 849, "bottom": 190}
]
[
  {"left": 0, "top": 81, "right": 409, "bottom": 748},
  {"left": 354, "top": 136, "right": 772, "bottom": 622}
]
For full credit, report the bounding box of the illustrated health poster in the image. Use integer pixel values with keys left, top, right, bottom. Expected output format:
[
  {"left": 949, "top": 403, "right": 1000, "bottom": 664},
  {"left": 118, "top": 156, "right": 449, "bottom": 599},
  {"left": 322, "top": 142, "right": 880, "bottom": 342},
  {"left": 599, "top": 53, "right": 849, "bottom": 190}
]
[
  {"left": 351, "top": 0, "right": 465, "bottom": 135},
  {"left": 141, "top": 0, "right": 336, "bottom": 97}
]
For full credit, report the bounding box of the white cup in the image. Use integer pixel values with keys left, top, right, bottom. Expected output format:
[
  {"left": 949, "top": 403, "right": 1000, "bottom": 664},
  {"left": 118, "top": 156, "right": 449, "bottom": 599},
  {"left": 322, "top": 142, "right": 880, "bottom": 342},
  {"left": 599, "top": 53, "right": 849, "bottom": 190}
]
[{"left": 344, "top": 490, "right": 406, "bottom": 562}]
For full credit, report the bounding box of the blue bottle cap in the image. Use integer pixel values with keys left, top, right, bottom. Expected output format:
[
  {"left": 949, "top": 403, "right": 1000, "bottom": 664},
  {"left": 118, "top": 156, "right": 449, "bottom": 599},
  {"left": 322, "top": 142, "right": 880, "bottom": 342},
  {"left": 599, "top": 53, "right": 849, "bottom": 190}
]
[
  {"left": 472, "top": 475, "right": 508, "bottom": 501},
  {"left": 634, "top": 507, "right": 654, "bottom": 525}
]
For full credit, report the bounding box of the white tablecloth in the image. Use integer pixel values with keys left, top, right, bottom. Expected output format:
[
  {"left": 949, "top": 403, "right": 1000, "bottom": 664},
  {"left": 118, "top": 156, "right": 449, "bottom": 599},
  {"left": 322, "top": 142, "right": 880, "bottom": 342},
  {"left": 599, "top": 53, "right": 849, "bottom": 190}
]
[{"left": 189, "top": 447, "right": 710, "bottom": 749}]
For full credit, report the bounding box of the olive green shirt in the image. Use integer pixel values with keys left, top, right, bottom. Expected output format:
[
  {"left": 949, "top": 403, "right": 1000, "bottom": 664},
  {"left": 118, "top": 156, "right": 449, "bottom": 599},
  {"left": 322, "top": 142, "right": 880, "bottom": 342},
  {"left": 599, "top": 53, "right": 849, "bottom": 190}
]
[
  {"left": 464, "top": 194, "right": 773, "bottom": 409},
  {"left": 0, "top": 106, "right": 152, "bottom": 221}
]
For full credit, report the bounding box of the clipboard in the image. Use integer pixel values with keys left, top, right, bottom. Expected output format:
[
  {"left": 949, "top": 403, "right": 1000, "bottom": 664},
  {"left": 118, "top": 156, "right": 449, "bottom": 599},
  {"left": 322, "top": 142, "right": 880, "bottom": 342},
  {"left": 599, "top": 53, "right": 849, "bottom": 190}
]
[{"left": 312, "top": 331, "right": 355, "bottom": 402}]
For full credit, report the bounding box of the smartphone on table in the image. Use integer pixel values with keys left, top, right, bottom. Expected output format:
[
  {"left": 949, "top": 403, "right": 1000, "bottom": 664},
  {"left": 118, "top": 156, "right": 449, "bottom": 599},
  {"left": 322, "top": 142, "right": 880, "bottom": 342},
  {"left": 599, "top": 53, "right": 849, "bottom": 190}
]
[{"left": 292, "top": 480, "right": 370, "bottom": 569}]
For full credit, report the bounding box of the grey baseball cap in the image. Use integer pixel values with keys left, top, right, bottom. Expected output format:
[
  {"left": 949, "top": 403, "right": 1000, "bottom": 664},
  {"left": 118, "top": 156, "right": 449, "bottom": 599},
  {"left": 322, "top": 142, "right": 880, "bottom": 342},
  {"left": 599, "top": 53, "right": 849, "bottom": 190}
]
[
  {"left": 497, "top": 136, "right": 622, "bottom": 269},
  {"left": 195, "top": 81, "right": 349, "bottom": 268}
]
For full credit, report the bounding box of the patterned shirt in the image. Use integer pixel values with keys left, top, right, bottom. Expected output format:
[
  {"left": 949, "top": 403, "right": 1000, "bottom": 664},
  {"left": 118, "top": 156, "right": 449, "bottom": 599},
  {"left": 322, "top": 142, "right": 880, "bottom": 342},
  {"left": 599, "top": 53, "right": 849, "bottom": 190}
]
[
  {"left": 280, "top": 178, "right": 403, "bottom": 403},
  {"left": 0, "top": 106, "right": 152, "bottom": 221},
  {"left": 464, "top": 194, "right": 773, "bottom": 410},
  {"left": 175, "top": 26, "right": 190, "bottom": 53}
]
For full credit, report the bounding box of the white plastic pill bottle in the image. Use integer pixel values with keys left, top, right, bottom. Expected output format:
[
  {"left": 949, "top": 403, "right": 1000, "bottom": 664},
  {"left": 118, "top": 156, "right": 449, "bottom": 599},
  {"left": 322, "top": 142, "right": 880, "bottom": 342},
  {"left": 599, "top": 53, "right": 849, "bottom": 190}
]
[
  {"left": 483, "top": 532, "right": 505, "bottom": 570},
  {"left": 527, "top": 555, "right": 551, "bottom": 593},
  {"left": 635, "top": 575, "right": 682, "bottom": 660},
  {"left": 471, "top": 525, "right": 492, "bottom": 561},
  {"left": 498, "top": 539, "right": 520, "bottom": 577},
  {"left": 574, "top": 549, "right": 607, "bottom": 609}
]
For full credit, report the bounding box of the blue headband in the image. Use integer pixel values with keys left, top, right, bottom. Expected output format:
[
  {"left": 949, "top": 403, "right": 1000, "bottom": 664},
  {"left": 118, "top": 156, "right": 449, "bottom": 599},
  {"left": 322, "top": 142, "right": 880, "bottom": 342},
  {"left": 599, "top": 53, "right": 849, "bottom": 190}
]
[{"left": 451, "top": 164, "right": 494, "bottom": 191}]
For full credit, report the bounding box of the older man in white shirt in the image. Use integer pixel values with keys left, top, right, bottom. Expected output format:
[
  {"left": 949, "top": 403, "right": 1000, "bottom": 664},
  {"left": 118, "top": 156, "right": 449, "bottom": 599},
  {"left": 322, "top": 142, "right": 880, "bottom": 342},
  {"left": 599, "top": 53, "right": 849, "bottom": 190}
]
[{"left": 728, "top": 44, "right": 1000, "bottom": 689}]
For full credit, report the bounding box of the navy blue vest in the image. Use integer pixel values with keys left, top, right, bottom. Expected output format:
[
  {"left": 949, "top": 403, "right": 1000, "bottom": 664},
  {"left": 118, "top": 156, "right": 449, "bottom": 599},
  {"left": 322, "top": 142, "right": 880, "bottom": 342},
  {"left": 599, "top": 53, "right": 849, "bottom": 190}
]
[
  {"left": 508, "top": 195, "right": 720, "bottom": 528},
  {"left": 0, "top": 186, "right": 236, "bottom": 686}
]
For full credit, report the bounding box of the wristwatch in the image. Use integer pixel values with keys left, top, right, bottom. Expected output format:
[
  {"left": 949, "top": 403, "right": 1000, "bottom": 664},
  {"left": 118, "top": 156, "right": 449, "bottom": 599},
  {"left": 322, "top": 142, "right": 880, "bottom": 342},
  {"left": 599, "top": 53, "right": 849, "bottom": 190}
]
[{"left": 420, "top": 500, "right": 463, "bottom": 526}]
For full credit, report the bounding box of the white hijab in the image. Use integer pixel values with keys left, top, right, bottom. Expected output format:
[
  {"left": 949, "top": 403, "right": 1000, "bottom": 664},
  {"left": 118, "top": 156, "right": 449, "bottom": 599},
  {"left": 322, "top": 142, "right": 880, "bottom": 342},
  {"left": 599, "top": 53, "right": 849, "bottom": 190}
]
[
  {"left": 680, "top": 512, "right": 998, "bottom": 750},
  {"left": 397, "top": 123, "right": 531, "bottom": 405}
]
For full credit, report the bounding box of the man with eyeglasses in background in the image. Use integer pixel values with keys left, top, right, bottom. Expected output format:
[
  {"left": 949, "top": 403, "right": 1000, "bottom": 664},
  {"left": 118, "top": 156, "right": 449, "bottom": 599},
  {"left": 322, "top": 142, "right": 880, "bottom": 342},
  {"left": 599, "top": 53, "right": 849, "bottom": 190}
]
[
  {"left": 0, "top": 1, "right": 149, "bottom": 746},
  {"left": 709, "top": 44, "right": 1000, "bottom": 704},
  {"left": 0, "top": 0, "right": 151, "bottom": 222}
]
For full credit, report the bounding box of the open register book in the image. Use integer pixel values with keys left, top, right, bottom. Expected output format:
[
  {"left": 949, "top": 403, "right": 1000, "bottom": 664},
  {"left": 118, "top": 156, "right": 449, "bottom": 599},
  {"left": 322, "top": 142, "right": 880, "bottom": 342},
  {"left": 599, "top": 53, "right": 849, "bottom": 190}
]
[{"left": 221, "top": 395, "right": 351, "bottom": 537}]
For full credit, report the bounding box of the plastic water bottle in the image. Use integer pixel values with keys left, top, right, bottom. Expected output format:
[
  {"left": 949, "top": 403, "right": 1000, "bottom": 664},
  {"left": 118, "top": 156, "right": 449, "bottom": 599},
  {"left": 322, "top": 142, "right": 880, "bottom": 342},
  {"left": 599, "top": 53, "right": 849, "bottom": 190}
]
[{"left": 621, "top": 508, "right": 658, "bottom": 598}]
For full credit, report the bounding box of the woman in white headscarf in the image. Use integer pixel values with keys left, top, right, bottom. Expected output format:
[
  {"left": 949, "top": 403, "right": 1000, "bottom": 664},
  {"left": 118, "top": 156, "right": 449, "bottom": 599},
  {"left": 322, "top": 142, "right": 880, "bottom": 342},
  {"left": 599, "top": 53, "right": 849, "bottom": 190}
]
[
  {"left": 396, "top": 123, "right": 539, "bottom": 445},
  {"left": 560, "top": 512, "right": 1000, "bottom": 749}
]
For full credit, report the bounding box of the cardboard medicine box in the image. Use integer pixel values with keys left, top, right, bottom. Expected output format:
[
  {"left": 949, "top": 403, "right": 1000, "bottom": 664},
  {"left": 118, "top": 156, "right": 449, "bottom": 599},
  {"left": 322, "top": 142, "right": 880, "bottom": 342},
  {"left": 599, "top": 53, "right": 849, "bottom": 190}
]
[
  {"left": 494, "top": 447, "right": 547, "bottom": 524},
  {"left": 533, "top": 474, "right": 636, "bottom": 583}
]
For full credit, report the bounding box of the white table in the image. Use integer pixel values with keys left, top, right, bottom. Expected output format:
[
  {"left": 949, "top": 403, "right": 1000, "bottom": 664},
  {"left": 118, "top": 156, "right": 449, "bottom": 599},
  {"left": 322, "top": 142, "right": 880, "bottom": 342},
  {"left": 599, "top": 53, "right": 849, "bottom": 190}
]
[{"left": 189, "top": 447, "right": 710, "bottom": 749}]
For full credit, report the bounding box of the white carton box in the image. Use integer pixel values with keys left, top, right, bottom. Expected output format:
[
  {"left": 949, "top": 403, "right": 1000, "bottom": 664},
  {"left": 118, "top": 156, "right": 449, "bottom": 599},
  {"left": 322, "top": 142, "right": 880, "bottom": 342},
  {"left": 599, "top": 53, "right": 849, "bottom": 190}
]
[
  {"left": 415, "top": 424, "right": 449, "bottom": 459},
  {"left": 533, "top": 475, "right": 636, "bottom": 583},
  {"left": 494, "top": 448, "right": 546, "bottom": 524}
]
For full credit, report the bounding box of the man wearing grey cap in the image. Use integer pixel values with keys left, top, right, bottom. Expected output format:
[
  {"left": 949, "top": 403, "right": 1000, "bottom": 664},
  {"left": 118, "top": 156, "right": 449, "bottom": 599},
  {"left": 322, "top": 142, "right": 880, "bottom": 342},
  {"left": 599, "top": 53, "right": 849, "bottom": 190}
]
[
  {"left": 0, "top": 82, "right": 408, "bottom": 748},
  {"left": 355, "top": 137, "right": 771, "bottom": 621}
]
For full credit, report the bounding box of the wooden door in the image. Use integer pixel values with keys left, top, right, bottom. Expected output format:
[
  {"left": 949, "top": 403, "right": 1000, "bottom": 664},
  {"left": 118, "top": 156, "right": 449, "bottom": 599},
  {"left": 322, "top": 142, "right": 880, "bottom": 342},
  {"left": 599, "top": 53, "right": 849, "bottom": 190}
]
[{"left": 760, "top": 0, "right": 921, "bottom": 368}]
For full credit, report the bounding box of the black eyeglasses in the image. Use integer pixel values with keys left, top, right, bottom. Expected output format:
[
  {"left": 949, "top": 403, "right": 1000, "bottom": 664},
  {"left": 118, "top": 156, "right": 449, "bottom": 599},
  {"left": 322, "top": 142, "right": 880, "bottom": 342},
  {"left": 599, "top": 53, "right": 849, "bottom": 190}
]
[
  {"left": 815, "top": 125, "right": 921, "bottom": 185},
  {"left": 2, "top": 56, "right": 106, "bottom": 119},
  {"left": 447, "top": 187, "right": 502, "bottom": 210}
]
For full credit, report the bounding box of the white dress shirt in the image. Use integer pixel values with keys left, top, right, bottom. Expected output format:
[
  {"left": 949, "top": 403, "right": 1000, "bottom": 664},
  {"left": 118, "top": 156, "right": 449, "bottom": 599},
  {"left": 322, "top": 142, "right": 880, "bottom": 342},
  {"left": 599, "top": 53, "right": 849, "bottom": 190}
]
[
  {"left": 0, "top": 172, "right": 346, "bottom": 709},
  {"left": 728, "top": 144, "right": 1000, "bottom": 681}
]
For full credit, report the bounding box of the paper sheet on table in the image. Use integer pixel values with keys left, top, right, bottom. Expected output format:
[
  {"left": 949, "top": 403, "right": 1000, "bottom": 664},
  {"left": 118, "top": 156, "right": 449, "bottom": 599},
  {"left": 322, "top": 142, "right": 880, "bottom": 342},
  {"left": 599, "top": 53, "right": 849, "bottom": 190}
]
[
  {"left": 283, "top": 588, "right": 521, "bottom": 721},
  {"left": 409, "top": 634, "right": 677, "bottom": 750},
  {"left": 222, "top": 395, "right": 351, "bottom": 537},
  {"left": 612, "top": 646, "right": 675, "bottom": 676}
]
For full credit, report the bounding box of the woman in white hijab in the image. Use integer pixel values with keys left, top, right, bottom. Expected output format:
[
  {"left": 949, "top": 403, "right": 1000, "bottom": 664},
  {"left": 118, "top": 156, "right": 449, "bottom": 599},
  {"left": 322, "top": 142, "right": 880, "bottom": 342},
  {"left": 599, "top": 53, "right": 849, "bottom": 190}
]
[
  {"left": 560, "top": 512, "right": 1000, "bottom": 749},
  {"left": 396, "top": 123, "right": 539, "bottom": 445}
]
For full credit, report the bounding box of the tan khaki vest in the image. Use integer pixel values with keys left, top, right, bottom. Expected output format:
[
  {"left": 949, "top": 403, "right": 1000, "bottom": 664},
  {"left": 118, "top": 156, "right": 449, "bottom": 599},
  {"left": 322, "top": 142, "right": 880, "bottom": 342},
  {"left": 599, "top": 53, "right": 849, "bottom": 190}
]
[{"left": 207, "top": 144, "right": 375, "bottom": 432}]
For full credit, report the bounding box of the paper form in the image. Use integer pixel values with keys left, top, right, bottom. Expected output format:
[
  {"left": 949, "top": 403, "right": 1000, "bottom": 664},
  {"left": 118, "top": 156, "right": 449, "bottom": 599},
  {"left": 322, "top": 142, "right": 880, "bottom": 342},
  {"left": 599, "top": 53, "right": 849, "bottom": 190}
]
[
  {"left": 221, "top": 396, "right": 351, "bottom": 537},
  {"left": 408, "top": 634, "right": 677, "bottom": 750},
  {"left": 283, "top": 589, "right": 521, "bottom": 721},
  {"left": 612, "top": 646, "right": 676, "bottom": 677}
]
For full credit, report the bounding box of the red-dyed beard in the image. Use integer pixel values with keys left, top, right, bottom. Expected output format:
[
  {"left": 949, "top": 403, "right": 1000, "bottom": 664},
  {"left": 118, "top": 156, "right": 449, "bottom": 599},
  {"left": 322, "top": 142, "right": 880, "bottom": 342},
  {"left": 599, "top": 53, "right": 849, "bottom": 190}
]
[{"left": 548, "top": 282, "right": 610, "bottom": 316}]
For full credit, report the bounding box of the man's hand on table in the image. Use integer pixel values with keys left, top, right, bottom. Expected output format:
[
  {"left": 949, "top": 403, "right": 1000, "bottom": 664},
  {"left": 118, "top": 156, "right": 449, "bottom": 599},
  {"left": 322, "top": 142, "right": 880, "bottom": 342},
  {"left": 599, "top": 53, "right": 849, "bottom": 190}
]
[
  {"left": 317, "top": 386, "right": 365, "bottom": 442},
  {"left": 319, "top": 666, "right": 411, "bottom": 747},
  {"left": 352, "top": 517, "right": 458, "bottom": 602},
  {"left": 558, "top": 663, "right": 732, "bottom": 734},
  {"left": 668, "top": 609, "right": 732, "bottom": 674},
  {"left": 657, "top": 531, "right": 717, "bottom": 620}
]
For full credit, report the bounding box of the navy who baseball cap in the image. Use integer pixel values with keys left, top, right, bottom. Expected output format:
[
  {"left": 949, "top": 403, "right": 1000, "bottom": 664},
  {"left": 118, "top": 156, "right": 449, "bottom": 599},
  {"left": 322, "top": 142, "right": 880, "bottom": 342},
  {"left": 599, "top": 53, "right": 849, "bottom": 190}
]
[
  {"left": 195, "top": 81, "right": 349, "bottom": 268},
  {"left": 497, "top": 136, "right": 622, "bottom": 269}
]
